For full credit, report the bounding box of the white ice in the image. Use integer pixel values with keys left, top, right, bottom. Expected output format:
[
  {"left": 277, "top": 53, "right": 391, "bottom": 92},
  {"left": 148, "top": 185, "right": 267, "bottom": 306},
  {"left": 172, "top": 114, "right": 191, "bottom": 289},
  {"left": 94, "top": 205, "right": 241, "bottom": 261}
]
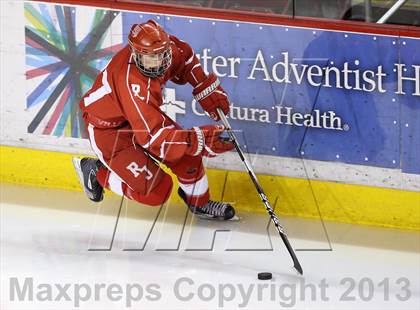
[{"left": 1, "top": 183, "right": 419, "bottom": 309}]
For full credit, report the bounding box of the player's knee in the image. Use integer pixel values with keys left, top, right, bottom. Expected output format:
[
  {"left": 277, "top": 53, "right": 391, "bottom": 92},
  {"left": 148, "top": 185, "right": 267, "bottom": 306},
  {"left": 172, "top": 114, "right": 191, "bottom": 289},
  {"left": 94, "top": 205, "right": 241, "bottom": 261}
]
[
  {"left": 127, "top": 172, "right": 173, "bottom": 207},
  {"left": 145, "top": 173, "right": 173, "bottom": 206},
  {"left": 126, "top": 167, "right": 166, "bottom": 194}
]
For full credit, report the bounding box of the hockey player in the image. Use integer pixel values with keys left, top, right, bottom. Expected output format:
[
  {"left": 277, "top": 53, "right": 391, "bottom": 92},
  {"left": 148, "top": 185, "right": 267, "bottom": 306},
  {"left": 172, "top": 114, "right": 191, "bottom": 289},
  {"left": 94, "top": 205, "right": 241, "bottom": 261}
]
[{"left": 73, "top": 19, "right": 236, "bottom": 220}]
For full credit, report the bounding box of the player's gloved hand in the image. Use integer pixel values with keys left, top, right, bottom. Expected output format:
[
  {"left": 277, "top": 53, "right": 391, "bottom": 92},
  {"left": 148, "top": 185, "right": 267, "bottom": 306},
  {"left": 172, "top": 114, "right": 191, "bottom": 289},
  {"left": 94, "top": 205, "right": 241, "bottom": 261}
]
[
  {"left": 193, "top": 73, "right": 230, "bottom": 121},
  {"left": 186, "top": 125, "right": 234, "bottom": 157}
]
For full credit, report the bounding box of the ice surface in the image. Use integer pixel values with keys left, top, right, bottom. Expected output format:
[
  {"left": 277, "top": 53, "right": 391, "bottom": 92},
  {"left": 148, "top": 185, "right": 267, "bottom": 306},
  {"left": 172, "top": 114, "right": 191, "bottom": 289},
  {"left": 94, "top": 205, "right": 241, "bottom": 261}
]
[{"left": 1, "top": 183, "right": 419, "bottom": 309}]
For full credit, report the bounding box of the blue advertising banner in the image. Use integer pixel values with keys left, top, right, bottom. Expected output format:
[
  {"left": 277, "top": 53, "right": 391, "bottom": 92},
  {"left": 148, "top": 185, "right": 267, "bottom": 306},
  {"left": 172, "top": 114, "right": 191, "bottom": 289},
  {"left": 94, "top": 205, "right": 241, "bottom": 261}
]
[{"left": 25, "top": 3, "right": 420, "bottom": 175}]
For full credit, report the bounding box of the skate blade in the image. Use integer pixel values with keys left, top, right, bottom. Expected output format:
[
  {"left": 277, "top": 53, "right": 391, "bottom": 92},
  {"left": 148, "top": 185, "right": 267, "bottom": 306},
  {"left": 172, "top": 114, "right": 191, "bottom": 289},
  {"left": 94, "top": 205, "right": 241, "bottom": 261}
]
[{"left": 195, "top": 214, "right": 241, "bottom": 222}]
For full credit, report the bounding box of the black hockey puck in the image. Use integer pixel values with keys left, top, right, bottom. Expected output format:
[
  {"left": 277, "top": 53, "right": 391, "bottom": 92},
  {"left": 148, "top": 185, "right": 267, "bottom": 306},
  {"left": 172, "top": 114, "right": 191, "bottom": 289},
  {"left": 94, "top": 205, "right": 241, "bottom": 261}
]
[{"left": 258, "top": 272, "right": 272, "bottom": 280}]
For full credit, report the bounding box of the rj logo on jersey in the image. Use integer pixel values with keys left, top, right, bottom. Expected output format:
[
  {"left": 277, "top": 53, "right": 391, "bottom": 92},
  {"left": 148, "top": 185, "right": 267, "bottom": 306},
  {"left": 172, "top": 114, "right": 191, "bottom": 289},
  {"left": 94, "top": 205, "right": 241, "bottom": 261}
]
[
  {"left": 131, "top": 84, "right": 144, "bottom": 100},
  {"left": 126, "top": 162, "right": 153, "bottom": 180}
]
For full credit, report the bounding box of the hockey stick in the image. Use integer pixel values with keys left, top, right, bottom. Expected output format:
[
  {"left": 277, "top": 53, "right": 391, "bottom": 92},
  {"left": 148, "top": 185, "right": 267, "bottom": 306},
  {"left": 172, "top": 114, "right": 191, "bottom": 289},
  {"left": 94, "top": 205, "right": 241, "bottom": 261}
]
[{"left": 217, "top": 108, "right": 303, "bottom": 275}]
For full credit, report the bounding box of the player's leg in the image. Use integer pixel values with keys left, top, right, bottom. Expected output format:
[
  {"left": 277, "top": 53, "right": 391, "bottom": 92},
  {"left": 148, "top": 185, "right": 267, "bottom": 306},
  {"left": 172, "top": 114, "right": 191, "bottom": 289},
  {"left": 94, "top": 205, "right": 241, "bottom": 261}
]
[
  {"left": 76, "top": 124, "right": 172, "bottom": 206},
  {"left": 95, "top": 147, "right": 173, "bottom": 206},
  {"left": 166, "top": 154, "right": 236, "bottom": 220},
  {"left": 168, "top": 154, "right": 209, "bottom": 206}
]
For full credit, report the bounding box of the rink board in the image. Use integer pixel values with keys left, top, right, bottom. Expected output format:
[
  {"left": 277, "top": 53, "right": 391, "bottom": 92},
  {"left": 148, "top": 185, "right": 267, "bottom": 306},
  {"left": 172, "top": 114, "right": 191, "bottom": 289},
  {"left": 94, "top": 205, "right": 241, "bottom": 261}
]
[
  {"left": 12, "top": 1, "right": 420, "bottom": 175},
  {"left": 1, "top": 145, "right": 419, "bottom": 231},
  {"left": 1, "top": 1, "right": 419, "bottom": 231}
]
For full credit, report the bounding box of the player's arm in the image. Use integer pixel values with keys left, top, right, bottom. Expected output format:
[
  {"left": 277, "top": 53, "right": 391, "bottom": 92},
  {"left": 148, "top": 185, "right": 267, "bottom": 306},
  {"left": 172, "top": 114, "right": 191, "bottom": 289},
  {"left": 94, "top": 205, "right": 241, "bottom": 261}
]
[
  {"left": 169, "top": 35, "right": 206, "bottom": 87},
  {"left": 124, "top": 102, "right": 233, "bottom": 163},
  {"left": 118, "top": 76, "right": 232, "bottom": 163},
  {"left": 170, "top": 35, "right": 230, "bottom": 121},
  {"left": 81, "top": 69, "right": 128, "bottom": 128}
]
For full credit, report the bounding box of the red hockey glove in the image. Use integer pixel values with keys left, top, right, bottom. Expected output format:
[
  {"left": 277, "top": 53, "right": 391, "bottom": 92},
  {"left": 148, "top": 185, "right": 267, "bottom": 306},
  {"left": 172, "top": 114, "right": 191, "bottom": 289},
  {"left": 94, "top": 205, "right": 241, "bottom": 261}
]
[
  {"left": 186, "top": 125, "right": 234, "bottom": 158},
  {"left": 192, "top": 73, "right": 230, "bottom": 121}
]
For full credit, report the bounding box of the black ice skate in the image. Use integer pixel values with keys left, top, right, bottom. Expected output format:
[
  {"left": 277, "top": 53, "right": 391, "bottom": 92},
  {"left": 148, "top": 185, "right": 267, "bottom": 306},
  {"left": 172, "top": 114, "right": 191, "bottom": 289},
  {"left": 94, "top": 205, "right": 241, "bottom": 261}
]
[
  {"left": 72, "top": 157, "right": 104, "bottom": 202},
  {"left": 178, "top": 188, "right": 237, "bottom": 221}
]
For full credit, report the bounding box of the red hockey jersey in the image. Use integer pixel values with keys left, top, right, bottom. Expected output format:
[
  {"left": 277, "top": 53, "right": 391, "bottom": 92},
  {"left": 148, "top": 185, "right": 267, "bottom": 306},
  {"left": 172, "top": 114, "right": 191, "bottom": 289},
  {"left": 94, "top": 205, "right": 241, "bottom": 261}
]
[{"left": 80, "top": 35, "right": 206, "bottom": 163}]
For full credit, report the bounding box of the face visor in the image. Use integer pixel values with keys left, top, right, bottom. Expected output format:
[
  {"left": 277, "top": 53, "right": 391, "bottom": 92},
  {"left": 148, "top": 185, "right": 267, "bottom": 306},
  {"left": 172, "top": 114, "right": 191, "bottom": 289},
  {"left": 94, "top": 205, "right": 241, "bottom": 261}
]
[{"left": 131, "top": 47, "right": 172, "bottom": 78}]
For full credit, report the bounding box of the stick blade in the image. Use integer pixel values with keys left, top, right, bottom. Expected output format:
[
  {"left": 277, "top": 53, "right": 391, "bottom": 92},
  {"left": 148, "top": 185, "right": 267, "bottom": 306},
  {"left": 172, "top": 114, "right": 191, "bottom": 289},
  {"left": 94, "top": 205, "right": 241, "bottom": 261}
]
[{"left": 294, "top": 261, "right": 303, "bottom": 275}]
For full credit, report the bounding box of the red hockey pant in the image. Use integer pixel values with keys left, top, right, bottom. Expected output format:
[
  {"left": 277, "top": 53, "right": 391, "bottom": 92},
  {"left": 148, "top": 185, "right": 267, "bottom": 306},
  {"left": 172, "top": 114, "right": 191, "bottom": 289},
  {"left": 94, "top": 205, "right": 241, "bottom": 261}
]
[{"left": 86, "top": 123, "right": 209, "bottom": 207}]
